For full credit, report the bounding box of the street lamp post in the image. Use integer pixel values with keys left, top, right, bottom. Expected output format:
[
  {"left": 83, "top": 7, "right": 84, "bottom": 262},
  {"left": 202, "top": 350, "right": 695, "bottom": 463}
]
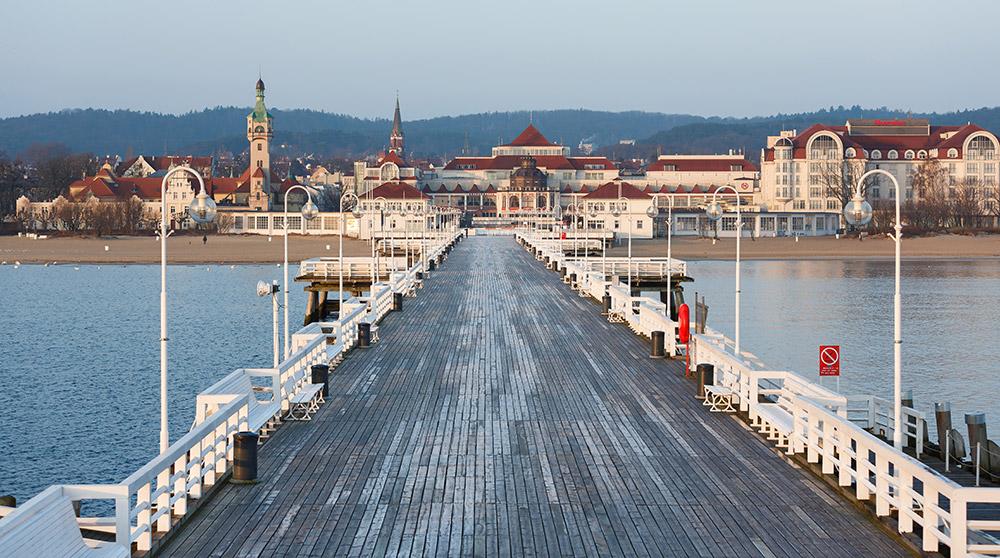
[
  {"left": 704, "top": 185, "right": 743, "bottom": 356},
  {"left": 610, "top": 197, "right": 632, "bottom": 292},
  {"left": 159, "top": 166, "right": 217, "bottom": 454},
  {"left": 648, "top": 195, "right": 674, "bottom": 319},
  {"left": 340, "top": 192, "right": 363, "bottom": 313},
  {"left": 257, "top": 281, "right": 280, "bottom": 367},
  {"left": 282, "top": 185, "right": 320, "bottom": 359},
  {"left": 844, "top": 169, "right": 904, "bottom": 449}
]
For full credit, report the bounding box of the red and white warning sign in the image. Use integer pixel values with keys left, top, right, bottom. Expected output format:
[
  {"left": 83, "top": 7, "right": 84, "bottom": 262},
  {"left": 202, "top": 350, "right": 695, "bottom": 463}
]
[{"left": 819, "top": 345, "right": 840, "bottom": 376}]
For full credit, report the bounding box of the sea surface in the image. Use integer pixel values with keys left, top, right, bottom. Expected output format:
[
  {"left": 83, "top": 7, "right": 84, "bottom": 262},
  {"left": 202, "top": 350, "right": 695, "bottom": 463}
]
[
  {"left": 1, "top": 257, "right": 999, "bottom": 504},
  {"left": 683, "top": 258, "right": 1000, "bottom": 441}
]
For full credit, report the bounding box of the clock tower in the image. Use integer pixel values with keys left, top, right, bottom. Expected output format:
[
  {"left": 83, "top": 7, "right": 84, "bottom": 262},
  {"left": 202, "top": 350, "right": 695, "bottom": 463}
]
[{"left": 247, "top": 78, "right": 273, "bottom": 211}]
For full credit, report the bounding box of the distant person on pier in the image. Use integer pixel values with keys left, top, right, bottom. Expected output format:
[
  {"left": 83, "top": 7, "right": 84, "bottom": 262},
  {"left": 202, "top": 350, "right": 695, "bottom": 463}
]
[{"left": 203, "top": 234, "right": 207, "bottom": 245}]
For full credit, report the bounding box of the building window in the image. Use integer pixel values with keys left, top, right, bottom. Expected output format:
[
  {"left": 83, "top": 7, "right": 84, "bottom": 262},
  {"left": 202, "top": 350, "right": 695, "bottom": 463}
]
[
  {"left": 967, "top": 163, "right": 979, "bottom": 175},
  {"left": 809, "top": 187, "right": 822, "bottom": 198},
  {"left": 760, "top": 216, "right": 775, "bottom": 231},
  {"left": 257, "top": 143, "right": 262, "bottom": 151},
  {"left": 721, "top": 217, "right": 737, "bottom": 231},
  {"left": 845, "top": 148, "right": 856, "bottom": 158},
  {"left": 967, "top": 136, "right": 997, "bottom": 160},
  {"left": 871, "top": 150, "right": 882, "bottom": 160},
  {"left": 792, "top": 217, "right": 805, "bottom": 231},
  {"left": 917, "top": 150, "right": 927, "bottom": 159},
  {"left": 636, "top": 220, "right": 643, "bottom": 229},
  {"left": 809, "top": 200, "right": 822, "bottom": 210},
  {"left": 948, "top": 148, "right": 959, "bottom": 158},
  {"left": 984, "top": 163, "right": 996, "bottom": 174},
  {"left": 888, "top": 150, "right": 898, "bottom": 160},
  {"left": 809, "top": 135, "right": 838, "bottom": 160},
  {"left": 904, "top": 150, "right": 915, "bottom": 160}
]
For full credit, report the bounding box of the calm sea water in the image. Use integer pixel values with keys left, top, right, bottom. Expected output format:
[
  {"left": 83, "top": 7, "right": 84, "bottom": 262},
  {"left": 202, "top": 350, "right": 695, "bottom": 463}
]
[
  {"left": 683, "top": 258, "right": 1000, "bottom": 440},
  {"left": 0, "top": 264, "right": 305, "bottom": 503},
  {"left": 1, "top": 258, "right": 999, "bottom": 503}
]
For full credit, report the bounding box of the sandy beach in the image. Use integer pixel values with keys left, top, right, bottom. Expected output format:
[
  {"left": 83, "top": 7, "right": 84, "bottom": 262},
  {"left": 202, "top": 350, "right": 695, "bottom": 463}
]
[
  {"left": 602, "top": 234, "right": 1000, "bottom": 260},
  {"left": 2, "top": 232, "right": 999, "bottom": 264},
  {"left": 0, "top": 234, "right": 376, "bottom": 264}
]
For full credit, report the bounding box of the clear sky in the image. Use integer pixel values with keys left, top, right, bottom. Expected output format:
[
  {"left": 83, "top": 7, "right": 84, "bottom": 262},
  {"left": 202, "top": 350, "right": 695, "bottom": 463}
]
[{"left": 1, "top": 0, "right": 995, "bottom": 120}]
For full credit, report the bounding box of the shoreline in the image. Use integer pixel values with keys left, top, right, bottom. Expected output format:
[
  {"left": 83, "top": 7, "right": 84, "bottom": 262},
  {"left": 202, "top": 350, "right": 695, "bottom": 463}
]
[{"left": 2, "top": 233, "right": 999, "bottom": 264}]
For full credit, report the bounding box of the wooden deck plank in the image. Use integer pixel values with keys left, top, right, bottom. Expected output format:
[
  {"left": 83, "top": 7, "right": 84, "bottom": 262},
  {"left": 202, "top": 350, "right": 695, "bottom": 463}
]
[{"left": 158, "top": 236, "right": 910, "bottom": 558}]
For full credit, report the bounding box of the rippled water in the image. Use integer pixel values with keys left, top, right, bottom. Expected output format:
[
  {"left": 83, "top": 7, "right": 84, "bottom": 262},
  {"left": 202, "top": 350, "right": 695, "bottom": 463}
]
[
  {"left": 0, "top": 264, "right": 305, "bottom": 503},
  {"left": 684, "top": 258, "right": 1000, "bottom": 439},
  {"left": 1, "top": 258, "right": 999, "bottom": 504}
]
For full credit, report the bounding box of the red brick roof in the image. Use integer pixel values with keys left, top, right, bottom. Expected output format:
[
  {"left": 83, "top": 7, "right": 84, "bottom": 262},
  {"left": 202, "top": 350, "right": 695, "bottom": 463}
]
[
  {"left": 369, "top": 181, "right": 428, "bottom": 199},
  {"left": 647, "top": 157, "right": 759, "bottom": 172},
  {"left": 377, "top": 150, "right": 406, "bottom": 167},
  {"left": 763, "top": 122, "right": 990, "bottom": 161},
  {"left": 507, "top": 124, "right": 552, "bottom": 147},
  {"left": 584, "top": 180, "right": 650, "bottom": 200}
]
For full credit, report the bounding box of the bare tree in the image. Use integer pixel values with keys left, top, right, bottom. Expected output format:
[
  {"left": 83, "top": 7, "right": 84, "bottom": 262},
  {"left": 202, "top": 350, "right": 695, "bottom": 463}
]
[
  {"left": 816, "top": 159, "right": 866, "bottom": 209},
  {"left": 908, "top": 159, "right": 950, "bottom": 230},
  {"left": 52, "top": 196, "right": 85, "bottom": 231},
  {"left": 952, "top": 177, "right": 983, "bottom": 229}
]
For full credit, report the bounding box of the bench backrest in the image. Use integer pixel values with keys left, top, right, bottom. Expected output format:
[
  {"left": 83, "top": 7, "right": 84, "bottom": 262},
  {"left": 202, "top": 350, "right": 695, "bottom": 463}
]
[{"left": 0, "top": 487, "right": 93, "bottom": 558}]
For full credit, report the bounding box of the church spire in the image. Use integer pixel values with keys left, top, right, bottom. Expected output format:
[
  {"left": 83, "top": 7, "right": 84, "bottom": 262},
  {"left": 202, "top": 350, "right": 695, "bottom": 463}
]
[{"left": 389, "top": 94, "right": 404, "bottom": 155}]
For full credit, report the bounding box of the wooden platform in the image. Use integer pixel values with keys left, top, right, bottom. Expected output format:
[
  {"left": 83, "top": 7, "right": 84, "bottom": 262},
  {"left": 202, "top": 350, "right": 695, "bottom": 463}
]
[{"left": 159, "top": 237, "right": 910, "bottom": 558}]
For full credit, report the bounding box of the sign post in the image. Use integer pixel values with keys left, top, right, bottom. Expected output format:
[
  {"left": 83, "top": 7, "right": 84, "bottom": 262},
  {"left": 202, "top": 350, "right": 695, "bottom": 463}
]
[{"left": 819, "top": 345, "right": 841, "bottom": 392}]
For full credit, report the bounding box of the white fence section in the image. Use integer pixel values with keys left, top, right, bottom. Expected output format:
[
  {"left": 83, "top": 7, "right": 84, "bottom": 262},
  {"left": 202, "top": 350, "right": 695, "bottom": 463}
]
[
  {"left": 691, "top": 329, "right": 1000, "bottom": 558},
  {"left": 0, "top": 231, "right": 464, "bottom": 557}
]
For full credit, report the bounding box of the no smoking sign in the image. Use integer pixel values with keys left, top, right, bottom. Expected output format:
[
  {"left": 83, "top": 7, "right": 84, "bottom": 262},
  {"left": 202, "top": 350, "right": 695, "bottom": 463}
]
[{"left": 819, "top": 345, "right": 840, "bottom": 376}]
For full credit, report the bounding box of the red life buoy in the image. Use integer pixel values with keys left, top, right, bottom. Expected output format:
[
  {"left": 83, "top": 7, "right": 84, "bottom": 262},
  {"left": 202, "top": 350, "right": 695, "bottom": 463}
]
[
  {"left": 678, "top": 303, "right": 690, "bottom": 344},
  {"left": 560, "top": 231, "right": 567, "bottom": 240}
]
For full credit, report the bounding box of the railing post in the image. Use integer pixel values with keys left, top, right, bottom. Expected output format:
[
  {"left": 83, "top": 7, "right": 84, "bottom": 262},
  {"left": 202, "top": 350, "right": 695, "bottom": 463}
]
[
  {"left": 856, "top": 442, "right": 871, "bottom": 500},
  {"left": 898, "top": 471, "right": 913, "bottom": 533},
  {"left": 156, "top": 469, "right": 171, "bottom": 533},
  {"left": 838, "top": 430, "right": 852, "bottom": 487},
  {"left": 137, "top": 482, "right": 152, "bottom": 551},
  {"left": 922, "top": 485, "right": 939, "bottom": 552},
  {"left": 115, "top": 491, "right": 132, "bottom": 553},
  {"left": 875, "top": 454, "right": 890, "bottom": 516},
  {"left": 807, "top": 412, "right": 820, "bottom": 463},
  {"left": 950, "top": 491, "right": 968, "bottom": 558},
  {"left": 172, "top": 453, "right": 188, "bottom": 517},
  {"left": 189, "top": 437, "right": 203, "bottom": 499},
  {"left": 822, "top": 419, "right": 835, "bottom": 474}
]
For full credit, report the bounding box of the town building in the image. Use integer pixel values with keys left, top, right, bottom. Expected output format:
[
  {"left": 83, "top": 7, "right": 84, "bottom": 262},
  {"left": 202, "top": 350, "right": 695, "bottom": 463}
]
[
  {"left": 759, "top": 119, "right": 1000, "bottom": 216},
  {"left": 344, "top": 97, "right": 422, "bottom": 196}
]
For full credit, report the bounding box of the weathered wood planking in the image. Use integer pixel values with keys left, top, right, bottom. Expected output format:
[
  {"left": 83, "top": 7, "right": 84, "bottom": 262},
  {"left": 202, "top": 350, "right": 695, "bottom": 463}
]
[{"left": 159, "top": 237, "right": 910, "bottom": 558}]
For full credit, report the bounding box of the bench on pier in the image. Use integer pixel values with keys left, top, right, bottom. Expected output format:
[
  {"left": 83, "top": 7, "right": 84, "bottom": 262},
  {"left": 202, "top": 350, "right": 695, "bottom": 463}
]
[
  {"left": 753, "top": 398, "right": 796, "bottom": 452},
  {"left": 196, "top": 368, "right": 281, "bottom": 438},
  {"left": 0, "top": 488, "right": 127, "bottom": 558},
  {"left": 703, "top": 384, "right": 736, "bottom": 413},
  {"left": 283, "top": 366, "right": 326, "bottom": 421}
]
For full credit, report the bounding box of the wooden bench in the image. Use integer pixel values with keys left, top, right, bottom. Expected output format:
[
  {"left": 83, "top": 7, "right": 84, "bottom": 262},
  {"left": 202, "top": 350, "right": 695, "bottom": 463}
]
[
  {"left": 283, "top": 366, "right": 326, "bottom": 421},
  {"left": 196, "top": 369, "right": 281, "bottom": 438},
  {"left": 703, "top": 384, "right": 736, "bottom": 413},
  {"left": 0, "top": 488, "right": 127, "bottom": 558}
]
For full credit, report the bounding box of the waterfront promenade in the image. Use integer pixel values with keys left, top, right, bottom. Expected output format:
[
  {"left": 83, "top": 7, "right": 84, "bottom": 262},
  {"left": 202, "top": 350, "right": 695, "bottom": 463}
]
[{"left": 159, "top": 236, "right": 907, "bottom": 557}]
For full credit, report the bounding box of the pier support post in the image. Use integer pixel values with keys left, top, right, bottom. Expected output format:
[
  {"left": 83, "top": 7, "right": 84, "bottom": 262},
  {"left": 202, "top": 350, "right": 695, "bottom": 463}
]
[
  {"left": 935, "top": 403, "right": 952, "bottom": 454},
  {"left": 696, "top": 363, "right": 713, "bottom": 399},
  {"left": 358, "top": 322, "right": 371, "bottom": 348},
  {"left": 311, "top": 364, "right": 330, "bottom": 398},
  {"left": 393, "top": 292, "right": 403, "bottom": 311},
  {"left": 231, "top": 432, "right": 259, "bottom": 484},
  {"left": 966, "top": 412, "right": 988, "bottom": 472},
  {"left": 650, "top": 331, "right": 665, "bottom": 358}
]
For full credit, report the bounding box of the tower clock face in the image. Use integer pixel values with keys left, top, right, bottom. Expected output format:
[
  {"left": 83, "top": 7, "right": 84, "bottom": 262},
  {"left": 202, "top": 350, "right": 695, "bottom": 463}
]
[{"left": 254, "top": 125, "right": 265, "bottom": 133}]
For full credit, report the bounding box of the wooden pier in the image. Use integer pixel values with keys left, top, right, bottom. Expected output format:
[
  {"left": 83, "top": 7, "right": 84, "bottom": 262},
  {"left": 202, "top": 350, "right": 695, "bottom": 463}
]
[{"left": 158, "top": 237, "right": 909, "bottom": 557}]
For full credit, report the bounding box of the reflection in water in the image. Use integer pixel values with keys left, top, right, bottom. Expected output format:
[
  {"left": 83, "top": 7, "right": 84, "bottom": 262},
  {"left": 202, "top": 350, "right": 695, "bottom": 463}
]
[
  {"left": 685, "top": 259, "right": 1000, "bottom": 439},
  {"left": 0, "top": 264, "right": 305, "bottom": 501}
]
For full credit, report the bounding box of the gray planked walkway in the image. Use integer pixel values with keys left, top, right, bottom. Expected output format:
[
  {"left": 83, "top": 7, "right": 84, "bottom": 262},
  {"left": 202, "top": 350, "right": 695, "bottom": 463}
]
[{"left": 159, "top": 236, "right": 909, "bottom": 558}]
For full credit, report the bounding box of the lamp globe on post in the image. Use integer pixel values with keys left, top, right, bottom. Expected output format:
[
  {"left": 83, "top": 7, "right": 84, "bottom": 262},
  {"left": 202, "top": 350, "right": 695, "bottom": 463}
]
[
  {"left": 301, "top": 199, "right": 320, "bottom": 222},
  {"left": 843, "top": 194, "right": 873, "bottom": 228},
  {"left": 705, "top": 200, "right": 723, "bottom": 222},
  {"left": 188, "top": 189, "right": 218, "bottom": 225}
]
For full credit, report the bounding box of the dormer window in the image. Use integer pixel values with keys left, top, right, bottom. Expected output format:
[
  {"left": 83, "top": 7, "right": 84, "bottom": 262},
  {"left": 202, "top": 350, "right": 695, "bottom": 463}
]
[
  {"left": 948, "top": 148, "right": 959, "bottom": 158},
  {"left": 871, "top": 150, "right": 882, "bottom": 160},
  {"left": 888, "top": 150, "right": 898, "bottom": 160},
  {"left": 664, "top": 164, "right": 677, "bottom": 171},
  {"left": 729, "top": 164, "right": 743, "bottom": 171},
  {"left": 904, "top": 150, "right": 915, "bottom": 160},
  {"left": 917, "top": 150, "right": 927, "bottom": 159},
  {"left": 845, "top": 148, "right": 856, "bottom": 158}
]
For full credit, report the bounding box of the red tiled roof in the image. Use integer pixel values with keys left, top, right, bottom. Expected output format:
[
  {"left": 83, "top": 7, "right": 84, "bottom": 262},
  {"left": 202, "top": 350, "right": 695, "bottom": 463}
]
[
  {"left": 764, "top": 122, "right": 992, "bottom": 160},
  {"left": 252, "top": 167, "right": 266, "bottom": 178},
  {"left": 584, "top": 180, "right": 650, "bottom": 200},
  {"left": 647, "top": 157, "right": 759, "bottom": 172},
  {"left": 377, "top": 151, "right": 406, "bottom": 167},
  {"left": 507, "top": 124, "right": 552, "bottom": 147},
  {"left": 483, "top": 184, "right": 496, "bottom": 193},
  {"left": 369, "top": 181, "right": 428, "bottom": 199}
]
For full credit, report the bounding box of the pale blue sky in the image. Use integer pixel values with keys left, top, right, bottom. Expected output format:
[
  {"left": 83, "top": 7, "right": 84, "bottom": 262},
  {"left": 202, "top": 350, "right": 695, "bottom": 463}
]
[{"left": 0, "top": 0, "right": 994, "bottom": 119}]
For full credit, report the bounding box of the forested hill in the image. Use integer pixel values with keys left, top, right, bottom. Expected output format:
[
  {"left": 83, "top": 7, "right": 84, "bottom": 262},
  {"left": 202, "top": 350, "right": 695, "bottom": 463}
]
[{"left": 2, "top": 105, "right": 999, "bottom": 161}]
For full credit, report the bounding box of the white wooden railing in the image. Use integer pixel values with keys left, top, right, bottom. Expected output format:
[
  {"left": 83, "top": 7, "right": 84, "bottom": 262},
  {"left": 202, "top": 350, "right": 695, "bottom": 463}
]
[
  {"left": 691, "top": 329, "right": 1000, "bottom": 558},
  {"left": 0, "top": 230, "right": 464, "bottom": 556}
]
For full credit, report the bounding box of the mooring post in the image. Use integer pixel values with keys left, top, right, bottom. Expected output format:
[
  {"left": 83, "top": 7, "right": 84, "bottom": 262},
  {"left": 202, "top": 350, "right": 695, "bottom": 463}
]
[
  {"left": 935, "top": 402, "right": 952, "bottom": 456},
  {"left": 966, "top": 412, "right": 988, "bottom": 475}
]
